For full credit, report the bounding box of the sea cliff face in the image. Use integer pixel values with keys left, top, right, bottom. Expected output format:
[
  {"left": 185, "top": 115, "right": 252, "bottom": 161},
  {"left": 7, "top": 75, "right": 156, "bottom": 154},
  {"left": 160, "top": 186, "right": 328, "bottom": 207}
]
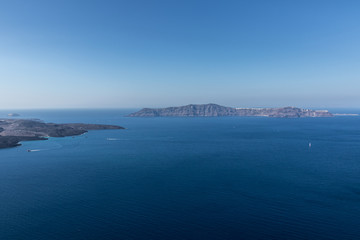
[
  {"left": 129, "top": 104, "right": 238, "bottom": 117},
  {"left": 128, "top": 104, "right": 333, "bottom": 118}
]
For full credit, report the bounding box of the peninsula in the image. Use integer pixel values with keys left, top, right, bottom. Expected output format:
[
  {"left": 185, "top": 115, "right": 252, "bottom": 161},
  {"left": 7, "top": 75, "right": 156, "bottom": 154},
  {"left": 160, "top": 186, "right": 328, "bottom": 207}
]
[
  {"left": 128, "top": 104, "right": 334, "bottom": 118},
  {"left": 0, "top": 119, "right": 124, "bottom": 149}
]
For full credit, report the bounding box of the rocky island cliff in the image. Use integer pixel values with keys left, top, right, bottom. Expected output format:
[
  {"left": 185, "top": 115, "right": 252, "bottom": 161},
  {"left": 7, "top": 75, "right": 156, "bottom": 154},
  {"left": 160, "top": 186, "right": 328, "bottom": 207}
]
[
  {"left": 128, "top": 104, "right": 333, "bottom": 118},
  {"left": 0, "top": 119, "right": 124, "bottom": 149}
]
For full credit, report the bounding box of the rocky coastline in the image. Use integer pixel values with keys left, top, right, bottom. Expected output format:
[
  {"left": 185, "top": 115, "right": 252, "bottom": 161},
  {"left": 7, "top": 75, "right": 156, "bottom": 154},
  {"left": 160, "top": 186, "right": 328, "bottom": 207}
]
[
  {"left": 128, "top": 104, "right": 334, "bottom": 118},
  {"left": 0, "top": 119, "right": 124, "bottom": 149}
]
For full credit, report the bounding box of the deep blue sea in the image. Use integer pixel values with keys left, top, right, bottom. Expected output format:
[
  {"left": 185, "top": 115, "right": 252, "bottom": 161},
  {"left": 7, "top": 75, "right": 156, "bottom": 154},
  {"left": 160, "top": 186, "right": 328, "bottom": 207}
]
[{"left": 1, "top": 109, "right": 360, "bottom": 240}]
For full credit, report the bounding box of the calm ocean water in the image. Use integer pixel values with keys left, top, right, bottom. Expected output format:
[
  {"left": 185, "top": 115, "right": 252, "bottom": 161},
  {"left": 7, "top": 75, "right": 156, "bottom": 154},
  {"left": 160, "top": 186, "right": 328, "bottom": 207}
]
[{"left": 1, "top": 109, "right": 360, "bottom": 240}]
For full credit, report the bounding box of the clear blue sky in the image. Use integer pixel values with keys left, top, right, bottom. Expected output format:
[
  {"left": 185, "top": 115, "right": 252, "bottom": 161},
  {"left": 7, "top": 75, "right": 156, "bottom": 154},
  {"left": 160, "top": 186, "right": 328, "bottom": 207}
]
[{"left": 1, "top": 0, "right": 359, "bottom": 109}]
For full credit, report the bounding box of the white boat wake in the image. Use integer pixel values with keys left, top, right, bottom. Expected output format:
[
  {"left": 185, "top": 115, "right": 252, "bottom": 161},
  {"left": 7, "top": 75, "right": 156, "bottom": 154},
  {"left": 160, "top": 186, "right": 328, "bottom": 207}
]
[
  {"left": 28, "top": 149, "right": 43, "bottom": 152},
  {"left": 27, "top": 142, "right": 63, "bottom": 152},
  {"left": 106, "top": 138, "right": 128, "bottom": 141}
]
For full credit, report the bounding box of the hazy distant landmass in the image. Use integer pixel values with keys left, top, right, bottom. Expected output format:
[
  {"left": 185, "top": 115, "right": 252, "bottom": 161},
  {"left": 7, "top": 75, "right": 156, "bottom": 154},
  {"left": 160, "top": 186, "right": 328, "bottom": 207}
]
[
  {"left": 128, "top": 104, "right": 334, "bottom": 118},
  {"left": 0, "top": 119, "right": 124, "bottom": 149}
]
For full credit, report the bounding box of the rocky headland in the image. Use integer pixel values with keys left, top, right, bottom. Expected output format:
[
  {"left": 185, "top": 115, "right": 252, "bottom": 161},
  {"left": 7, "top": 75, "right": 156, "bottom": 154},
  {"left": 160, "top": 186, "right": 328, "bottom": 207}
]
[
  {"left": 0, "top": 119, "right": 124, "bottom": 149},
  {"left": 128, "top": 104, "right": 334, "bottom": 118}
]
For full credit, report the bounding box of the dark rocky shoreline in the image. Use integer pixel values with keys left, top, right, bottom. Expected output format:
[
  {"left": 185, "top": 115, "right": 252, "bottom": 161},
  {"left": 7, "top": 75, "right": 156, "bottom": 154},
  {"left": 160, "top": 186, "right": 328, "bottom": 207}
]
[{"left": 0, "top": 119, "right": 124, "bottom": 149}]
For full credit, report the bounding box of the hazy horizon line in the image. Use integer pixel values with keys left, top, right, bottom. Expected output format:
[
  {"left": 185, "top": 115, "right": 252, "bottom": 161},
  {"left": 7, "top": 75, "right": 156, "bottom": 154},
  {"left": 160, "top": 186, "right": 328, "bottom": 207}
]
[{"left": 1, "top": 104, "right": 360, "bottom": 111}]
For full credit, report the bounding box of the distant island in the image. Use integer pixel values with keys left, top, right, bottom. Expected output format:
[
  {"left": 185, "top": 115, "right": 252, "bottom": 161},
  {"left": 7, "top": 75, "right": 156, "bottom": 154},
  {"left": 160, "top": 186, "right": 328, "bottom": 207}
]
[
  {"left": 128, "top": 104, "right": 334, "bottom": 118},
  {"left": 0, "top": 119, "right": 124, "bottom": 149}
]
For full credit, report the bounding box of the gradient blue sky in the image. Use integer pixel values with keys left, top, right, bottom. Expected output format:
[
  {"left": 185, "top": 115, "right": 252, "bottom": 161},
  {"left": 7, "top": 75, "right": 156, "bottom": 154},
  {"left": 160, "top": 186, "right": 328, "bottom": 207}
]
[{"left": 1, "top": 0, "right": 359, "bottom": 109}]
